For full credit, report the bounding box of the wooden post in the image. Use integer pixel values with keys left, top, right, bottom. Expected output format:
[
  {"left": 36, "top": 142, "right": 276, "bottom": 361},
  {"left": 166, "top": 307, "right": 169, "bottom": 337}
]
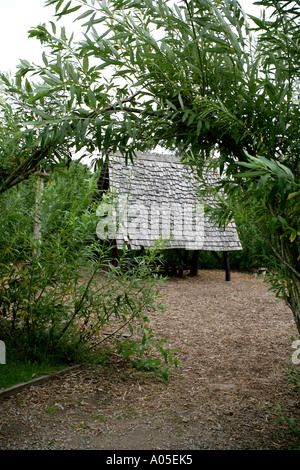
[
  {"left": 223, "top": 251, "right": 230, "bottom": 282},
  {"left": 33, "top": 170, "right": 49, "bottom": 256},
  {"left": 190, "top": 250, "right": 199, "bottom": 276},
  {"left": 111, "top": 239, "right": 118, "bottom": 267},
  {"left": 33, "top": 175, "right": 44, "bottom": 245},
  {"left": 212, "top": 251, "right": 231, "bottom": 281}
]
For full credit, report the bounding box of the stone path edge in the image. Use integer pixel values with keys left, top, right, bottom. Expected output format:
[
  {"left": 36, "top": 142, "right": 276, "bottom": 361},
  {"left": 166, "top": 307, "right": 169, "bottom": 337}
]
[{"left": 0, "top": 365, "right": 81, "bottom": 401}]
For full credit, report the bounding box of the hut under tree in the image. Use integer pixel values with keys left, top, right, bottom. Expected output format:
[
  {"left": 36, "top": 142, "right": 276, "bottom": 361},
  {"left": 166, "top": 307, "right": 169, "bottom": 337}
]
[{"left": 96, "top": 152, "right": 242, "bottom": 281}]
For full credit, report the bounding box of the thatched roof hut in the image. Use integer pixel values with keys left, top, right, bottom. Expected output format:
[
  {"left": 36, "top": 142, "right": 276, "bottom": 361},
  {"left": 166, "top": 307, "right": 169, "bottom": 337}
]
[{"left": 97, "top": 151, "right": 242, "bottom": 280}]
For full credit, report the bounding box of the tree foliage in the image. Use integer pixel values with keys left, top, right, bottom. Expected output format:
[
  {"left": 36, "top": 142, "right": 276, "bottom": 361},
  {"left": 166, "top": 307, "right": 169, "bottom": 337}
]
[
  {"left": 0, "top": 0, "right": 299, "bottom": 331},
  {"left": 0, "top": 162, "right": 176, "bottom": 379},
  {"left": 0, "top": 20, "right": 140, "bottom": 193}
]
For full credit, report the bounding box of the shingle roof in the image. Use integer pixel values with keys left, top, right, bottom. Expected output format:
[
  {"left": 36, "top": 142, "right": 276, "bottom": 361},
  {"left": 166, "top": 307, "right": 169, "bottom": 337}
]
[{"left": 108, "top": 152, "right": 242, "bottom": 252}]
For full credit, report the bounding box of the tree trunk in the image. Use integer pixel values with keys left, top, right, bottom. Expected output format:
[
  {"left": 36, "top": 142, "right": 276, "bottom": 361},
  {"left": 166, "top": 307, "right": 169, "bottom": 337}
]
[
  {"left": 33, "top": 176, "right": 43, "bottom": 244},
  {"left": 287, "top": 271, "right": 300, "bottom": 333},
  {"left": 33, "top": 172, "right": 48, "bottom": 257},
  {"left": 271, "top": 231, "right": 300, "bottom": 334}
]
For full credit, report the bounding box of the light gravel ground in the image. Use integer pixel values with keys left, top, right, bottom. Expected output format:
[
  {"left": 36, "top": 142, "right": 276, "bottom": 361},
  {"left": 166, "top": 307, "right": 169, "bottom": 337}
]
[{"left": 1, "top": 270, "right": 299, "bottom": 450}]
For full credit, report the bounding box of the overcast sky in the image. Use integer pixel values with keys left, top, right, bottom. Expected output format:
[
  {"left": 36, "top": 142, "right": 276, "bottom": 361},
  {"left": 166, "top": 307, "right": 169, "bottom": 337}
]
[{"left": 0, "top": 0, "right": 263, "bottom": 75}]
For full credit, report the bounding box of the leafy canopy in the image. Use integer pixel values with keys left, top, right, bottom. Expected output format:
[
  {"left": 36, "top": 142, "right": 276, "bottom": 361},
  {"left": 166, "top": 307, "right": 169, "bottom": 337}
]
[
  {"left": 0, "top": 0, "right": 299, "bottom": 328},
  {"left": 33, "top": 1, "right": 299, "bottom": 231},
  {"left": 29, "top": 0, "right": 299, "bottom": 328}
]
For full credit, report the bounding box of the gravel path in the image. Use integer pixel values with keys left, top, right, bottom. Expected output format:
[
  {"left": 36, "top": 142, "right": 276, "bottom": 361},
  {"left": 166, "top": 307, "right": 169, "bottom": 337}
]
[{"left": 1, "top": 270, "right": 299, "bottom": 451}]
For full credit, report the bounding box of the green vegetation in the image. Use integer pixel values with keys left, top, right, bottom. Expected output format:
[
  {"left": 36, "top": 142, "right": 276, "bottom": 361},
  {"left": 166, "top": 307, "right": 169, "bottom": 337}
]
[
  {"left": 0, "top": 3, "right": 299, "bottom": 440},
  {"left": 1, "top": 0, "right": 297, "bottom": 332},
  {"left": 270, "top": 364, "right": 300, "bottom": 450},
  {"left": 0, "top": 161, "right": 178, "bottom": 387},
  {"left": 0, "top": 359, "right": 65, "bottom": 390}
]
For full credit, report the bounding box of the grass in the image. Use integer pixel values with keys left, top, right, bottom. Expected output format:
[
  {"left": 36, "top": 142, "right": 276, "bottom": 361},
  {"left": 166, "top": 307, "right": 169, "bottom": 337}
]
[
  {"left": 0, "top": 360, "right": 67, "bottom": 389},
  {"left": 0, "top": 326, "right": 107, "bottom": 390},
  {"left": 0, "top": 338, "right": 110, "bottom": 390},
  {"left": 93, "top": 414, "right": 107, "bottom": 422},
  {"left": 0, "top": 340, "right": 70, "bottom": 389}
]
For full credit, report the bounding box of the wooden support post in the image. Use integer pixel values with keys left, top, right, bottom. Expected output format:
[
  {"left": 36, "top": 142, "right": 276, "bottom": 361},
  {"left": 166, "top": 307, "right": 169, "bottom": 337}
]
[
  {"left": 223, "top": 251, "right": 230, "bottom": 282},
  {"left": 190, "top": 250, "right": 199, "bottom": 276},
  {"left": 111, "top": 239, "right": 118, "bottom": 267},
  {"left": 33, "top": 175, "right": 44, "bottom": 245},
  {"left": 211, "top": 251, "right": 231, "bottom": 281},
  {"left": 33, "top": 170, "right": 49, "bottom": 257}
]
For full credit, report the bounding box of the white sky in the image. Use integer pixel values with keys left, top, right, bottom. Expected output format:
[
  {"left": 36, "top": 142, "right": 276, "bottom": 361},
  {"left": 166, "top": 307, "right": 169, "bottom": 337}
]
[
  {"left": 0, "top": 0, "right": 263, "bottom": 75},
  {"left": 0, "top": 0, "right": 76, "bottom": 74}
]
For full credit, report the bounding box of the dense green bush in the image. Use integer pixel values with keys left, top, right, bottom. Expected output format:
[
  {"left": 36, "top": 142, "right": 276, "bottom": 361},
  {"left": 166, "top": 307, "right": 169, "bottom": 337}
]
[
  {"left": 0, "top": 162, "right": 178, "bottom": 380},
  {"left": 0, "top": 161, "right": 97, "bottom": 260},
  {"left": 227, "top": 200, "right": 275, "bottom": 272},
  {"left": 0, "top": 178, "right": 36, "bottom": 262},
  {"left": 0, "top": 238, "right": 172, "bottom": 374}
]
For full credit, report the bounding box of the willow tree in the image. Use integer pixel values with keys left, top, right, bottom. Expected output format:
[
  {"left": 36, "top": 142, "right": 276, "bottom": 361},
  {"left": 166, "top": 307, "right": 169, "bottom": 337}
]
[
  {"left": 0, "top": 23, "right": 140, "bottom": 193},
  {"left": 5, "top": 0, "right": 300, "bottom": 331}
]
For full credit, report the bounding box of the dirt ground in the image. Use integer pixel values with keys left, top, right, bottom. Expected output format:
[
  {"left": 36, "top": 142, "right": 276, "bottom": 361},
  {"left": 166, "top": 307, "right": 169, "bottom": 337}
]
[{"left": 1, "top": 269, "right": 300, "bottom": 451}]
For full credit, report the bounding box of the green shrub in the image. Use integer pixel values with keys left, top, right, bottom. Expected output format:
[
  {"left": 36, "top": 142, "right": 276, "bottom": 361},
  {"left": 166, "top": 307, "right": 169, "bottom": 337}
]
[
  {"left": 0, "top": 179, "right": 36, "bottom": 262},
  {"left": 0, "top": 163, "right": 178, "bottom": 381},
  {"left": 229, "top": 200, "right": 275, "bottom": 272},
  {"left": 270, "top": 360, "right": 300, "bottom": 450}
]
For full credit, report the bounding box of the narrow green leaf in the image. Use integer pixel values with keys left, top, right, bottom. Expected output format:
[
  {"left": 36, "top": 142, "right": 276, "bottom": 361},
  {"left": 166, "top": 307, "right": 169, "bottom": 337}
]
[
  {"left": 288, "top": 191, "right": 300, "bottom": 200},
  {"left": 256, "top": 173, "right": 270, "bottom": 192},
  {"left": 87, "top": 89, "right": 97, "bottom": 108},
  {"left": 196, "top": 120, "right": 203, "bottom": 135},
  {"left": 236, "top": 170, "right": 266, "bottom": 178},
  {"left": 75, "top": 9, "right": 94, "bottom": 21},
  {"left": 178, "top": 92, "right": 185, "bottom": 110},
  {"left": 83, "top": 55, "right": 89, "bottom": 73},
  {"left": 104, "top": 123, "right": 112, "bottom": 149},
  {"left": 56, "top": 4, "right": 82, "bottom": 17},
  {"left": 31, "top": 107, "right": 52, "bottom": 120},
  {"left": 55, "top": 0, "right": 65, "bottom": 13}
]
